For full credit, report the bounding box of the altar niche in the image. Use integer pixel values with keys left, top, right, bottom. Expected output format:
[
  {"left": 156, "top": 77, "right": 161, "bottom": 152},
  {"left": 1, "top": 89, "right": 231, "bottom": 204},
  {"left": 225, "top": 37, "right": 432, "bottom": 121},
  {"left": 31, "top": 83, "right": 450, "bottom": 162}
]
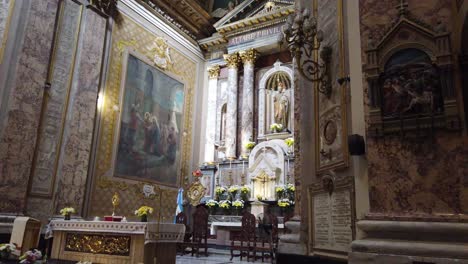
[
  {"left": 248, "top": 140, "right": 289, "bottom": 201},
  {"left": 258, "top": 61, "right": 294, "bottom": 139}
]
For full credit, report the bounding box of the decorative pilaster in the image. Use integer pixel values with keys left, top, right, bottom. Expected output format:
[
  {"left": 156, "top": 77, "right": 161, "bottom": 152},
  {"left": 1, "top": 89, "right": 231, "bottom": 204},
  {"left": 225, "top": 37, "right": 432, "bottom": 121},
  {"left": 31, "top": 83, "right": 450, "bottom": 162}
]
[
  {"left": 204, "top": 65, "right": 220, "bottom": 162},
  {"left": 239, "top": 49, "right": 259, "bottom": 156},
  {"left": 223, "top": 53, "right": 240, "bottom": 158}
]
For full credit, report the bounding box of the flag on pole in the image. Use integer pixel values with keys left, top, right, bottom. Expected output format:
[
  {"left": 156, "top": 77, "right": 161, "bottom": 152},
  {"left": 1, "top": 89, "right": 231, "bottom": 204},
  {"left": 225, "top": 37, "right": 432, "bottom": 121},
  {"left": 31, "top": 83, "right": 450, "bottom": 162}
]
[{"left": 174, "top": 188, "right": 184, "bottom": 223}]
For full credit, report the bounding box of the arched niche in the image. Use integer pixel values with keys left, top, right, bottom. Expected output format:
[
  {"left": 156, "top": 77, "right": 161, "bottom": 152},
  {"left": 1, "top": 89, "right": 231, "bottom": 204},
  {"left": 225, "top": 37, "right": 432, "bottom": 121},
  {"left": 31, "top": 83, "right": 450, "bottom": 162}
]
[{"left": 258, "top": 61, "right": 294, "bottom": 138}]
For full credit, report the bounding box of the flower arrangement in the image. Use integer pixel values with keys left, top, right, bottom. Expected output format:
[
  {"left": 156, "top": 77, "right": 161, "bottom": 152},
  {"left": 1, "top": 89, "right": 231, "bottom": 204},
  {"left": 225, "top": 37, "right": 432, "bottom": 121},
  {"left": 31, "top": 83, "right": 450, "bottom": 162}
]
[
  {"left": 206, "top": 199, "right": 218, "bottom": 208},
  {"left": 232, "top": 200, "right": 244, "bottom": 209},
  {"left": 192, "top": 169, "right": 202, "bottom": 177},
  {"left": 228, "top": 185, "right": 239, "bottom": 195},
  {"left": 0, "top": 243, "right": 16, "bottom": 259},
  {"left": 240, "top": 185, "right": 250, "bottom": 194},
  {"left": 219, "top": 200, "right": 231, "bottom": 209},
  {"left": 19, "top": 249, "right": 42, "bottom": 264},
  {"left": 59, "top": 207, "right": 75, "bottom": 216},
  {"left": 134, "top": 206, "right": 154, "bottom": 217},
  {"left": 256, "top": 195, "right": 266, "bottom": 201},
  {"left": 275, "top": 185, "right": 285, "bottom": 195},
  {"left": 245, "top": 141, "right": 256, "bottom": 151},
  {"left": 215, "top": 186, "right": 226, "bottom": 195},
  {"left": 285, "top": 137, "right": 294, "bottom": 147},
  {"left": 278, "top": 198, "right": 293, "bottom": 208},
  {"left": 270, "top": 123, "right": 283, "bottom": 132},
  {"left": 286, "top": 183, "right": 295, "bottom": 192}
]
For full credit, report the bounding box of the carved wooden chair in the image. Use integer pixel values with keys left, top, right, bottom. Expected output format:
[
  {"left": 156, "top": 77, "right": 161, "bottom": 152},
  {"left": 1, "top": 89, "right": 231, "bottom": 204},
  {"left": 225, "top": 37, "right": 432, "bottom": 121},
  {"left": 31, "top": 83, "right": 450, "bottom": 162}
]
[
  {"left": 255, "top": 213, "right": 278, "bottom": 263},
  {"left": 175, "top": 212, "right": 191, "bottom": 255},
  {"left": 230, "top": 211, "right": 257, "bottom": 262},
  {"left": 190, "top": 206, "right": 209, "bottom": 257}
]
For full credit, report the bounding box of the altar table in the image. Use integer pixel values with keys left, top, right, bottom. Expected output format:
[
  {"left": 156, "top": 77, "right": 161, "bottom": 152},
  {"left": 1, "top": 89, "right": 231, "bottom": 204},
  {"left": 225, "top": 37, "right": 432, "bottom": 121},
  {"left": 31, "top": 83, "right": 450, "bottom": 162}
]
[{"left": 48, "top": 220, "right": 185, "bottom": 264}]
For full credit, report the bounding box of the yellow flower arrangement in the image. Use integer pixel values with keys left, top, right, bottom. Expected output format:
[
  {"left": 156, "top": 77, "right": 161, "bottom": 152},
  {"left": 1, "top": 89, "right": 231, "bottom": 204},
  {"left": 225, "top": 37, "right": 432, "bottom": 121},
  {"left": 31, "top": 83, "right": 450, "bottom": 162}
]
[
  {"left": 206, "top": 199, "right": 218, "bottom": 208},
  {"left": 245, "top": 141, "right": 256, "bottom": 150},
  {"left": 270, "top": 123, "right": 283, "bottom": 132},
  {"left": 219, "top": 200, "right": 231, "bottom": 209},
  {"left": 232, "top": 200, "right": 244, "bottom": 209},
  {"left": 134, "top": 206, "right": 154, "bottom": 217},
  {"left": 228, "top": 185, "right": 240, "bottom": 194},
  {"left": 286, "top": 183, "right": 295, "bottom": 192},
  {"left": 275, "top": 186, "right": 285, "bottom": 194},
  {"left": 277, "top": 198, "right": 292, "bottom": 208},
  {"left": 59, "top": 207, "right": 76, "bottom": 216},
  {"left": 215, "top": 186, "right": 226, "bottom": 195},
  {"left": 240, "top": 185, "right": 250, "bottom": 194},
  {"left": 285, "top": 137, "right": 294, "bottom": 147}
]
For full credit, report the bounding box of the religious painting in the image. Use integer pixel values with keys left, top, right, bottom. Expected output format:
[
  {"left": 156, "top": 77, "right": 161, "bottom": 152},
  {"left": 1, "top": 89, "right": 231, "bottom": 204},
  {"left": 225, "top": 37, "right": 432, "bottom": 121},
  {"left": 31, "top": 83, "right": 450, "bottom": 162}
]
[
  {"left": 380, "top": 48, "right": 443, "bottom": 118},
  {"left": 211, "top": 0, "right": 245, "bottom": 18},
  {"left": 115, "top": 50, "right": 185, "bottom": 187}
]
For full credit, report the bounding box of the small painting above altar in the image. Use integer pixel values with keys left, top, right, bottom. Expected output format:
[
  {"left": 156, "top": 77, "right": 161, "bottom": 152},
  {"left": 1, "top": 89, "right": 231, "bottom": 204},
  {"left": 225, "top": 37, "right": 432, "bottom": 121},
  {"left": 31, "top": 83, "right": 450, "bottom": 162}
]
[{"left": 115, "top": 51, "right": 185, "bottom": 187}]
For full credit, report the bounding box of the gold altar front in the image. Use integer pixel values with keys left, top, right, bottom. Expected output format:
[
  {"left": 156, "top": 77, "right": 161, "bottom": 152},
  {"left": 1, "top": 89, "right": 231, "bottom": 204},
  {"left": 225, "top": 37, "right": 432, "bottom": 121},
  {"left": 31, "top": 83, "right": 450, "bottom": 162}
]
[{"left": 49, "top": 220, "right": 185, "bottom": 264}]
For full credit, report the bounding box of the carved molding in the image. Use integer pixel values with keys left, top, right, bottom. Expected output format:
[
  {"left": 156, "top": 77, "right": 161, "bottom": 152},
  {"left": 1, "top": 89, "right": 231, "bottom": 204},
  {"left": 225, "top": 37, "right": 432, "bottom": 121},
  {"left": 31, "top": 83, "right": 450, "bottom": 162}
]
[
  {"left": 239, "top": 48, "right": 259, "bottom": 65},
  {"left": 223, "top": 52, "right": 240, "bottom": 69},
  {"left": 364, "top": 4, "right": 460, "bottom": 137},
  {"left": 65, "top": 233, "right": 131, "bottom": 256},
  {"left": 207, "top": 65, "right": 220, "bottom": 79}
]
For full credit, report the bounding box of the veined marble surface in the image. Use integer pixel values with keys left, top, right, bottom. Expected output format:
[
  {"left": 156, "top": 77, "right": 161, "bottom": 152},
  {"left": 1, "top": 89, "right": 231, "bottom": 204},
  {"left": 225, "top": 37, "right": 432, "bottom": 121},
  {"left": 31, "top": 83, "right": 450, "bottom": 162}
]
[
  {"left": 240, "top": 63, "right": 254, "bottom": 156},
  {"left": 225, "top": 67, "right": 238, "bottom": 158}
]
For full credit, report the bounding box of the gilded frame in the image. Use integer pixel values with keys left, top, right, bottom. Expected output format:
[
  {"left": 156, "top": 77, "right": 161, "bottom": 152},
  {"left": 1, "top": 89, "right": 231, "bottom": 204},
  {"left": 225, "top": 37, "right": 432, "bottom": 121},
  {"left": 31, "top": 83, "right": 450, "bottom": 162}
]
[
  {"left": 112, "top": 48, "right": 188, "bottom": 188},
  {"left": 90, "top": 14, "right": 197, "bottom": 194},
  {"left": 314, "top": 0, "right": 349, "bottom": 174}
]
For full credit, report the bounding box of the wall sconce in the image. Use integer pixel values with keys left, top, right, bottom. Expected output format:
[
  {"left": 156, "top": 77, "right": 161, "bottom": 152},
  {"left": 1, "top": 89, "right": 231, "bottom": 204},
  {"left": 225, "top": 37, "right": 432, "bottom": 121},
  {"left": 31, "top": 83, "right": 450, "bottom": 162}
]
[{"left": 280, "top": 8, "right": 332, "bottom": 98}]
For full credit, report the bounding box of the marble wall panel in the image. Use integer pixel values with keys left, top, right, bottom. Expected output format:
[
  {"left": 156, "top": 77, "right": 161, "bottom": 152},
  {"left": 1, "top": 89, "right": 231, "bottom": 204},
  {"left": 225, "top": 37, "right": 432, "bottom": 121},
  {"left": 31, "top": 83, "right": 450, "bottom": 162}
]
[
  {"left": 30, "top": 0, "right": 83, "bottom": 197},
  {"left": 359, "top": 0, "right": 468, "bottom": 216},
  {"left": 0, "top": 0, "right": 14, "bottom": 61},
  {"left": 54, "top": 9, "right": 107, "bottom": 214},
  {"left": 0, "top": 0, "right": 59, "bottom": 213}
]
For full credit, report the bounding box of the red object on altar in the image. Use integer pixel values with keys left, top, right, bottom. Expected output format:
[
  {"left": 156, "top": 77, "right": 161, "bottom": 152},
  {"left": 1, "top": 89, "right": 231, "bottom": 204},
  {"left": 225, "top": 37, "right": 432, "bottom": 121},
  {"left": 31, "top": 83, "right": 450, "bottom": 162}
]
[{"left": 104, "top": 216, "right": 123, "bottom": 222}]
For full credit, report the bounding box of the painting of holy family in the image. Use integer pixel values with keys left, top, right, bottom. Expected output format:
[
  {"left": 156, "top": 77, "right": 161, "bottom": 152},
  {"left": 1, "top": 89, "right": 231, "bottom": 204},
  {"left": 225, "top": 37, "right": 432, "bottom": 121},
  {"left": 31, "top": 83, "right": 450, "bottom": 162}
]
[{"left": 115, "top": 51, "right": 185, "bottom": 186}]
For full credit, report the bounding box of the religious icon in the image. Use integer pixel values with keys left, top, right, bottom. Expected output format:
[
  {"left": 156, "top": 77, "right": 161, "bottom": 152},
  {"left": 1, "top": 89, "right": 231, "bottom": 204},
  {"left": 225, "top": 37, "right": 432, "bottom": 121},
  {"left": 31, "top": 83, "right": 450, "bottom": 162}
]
[{"left": 273, "top": 81, "right": 289, "bottom": 129}]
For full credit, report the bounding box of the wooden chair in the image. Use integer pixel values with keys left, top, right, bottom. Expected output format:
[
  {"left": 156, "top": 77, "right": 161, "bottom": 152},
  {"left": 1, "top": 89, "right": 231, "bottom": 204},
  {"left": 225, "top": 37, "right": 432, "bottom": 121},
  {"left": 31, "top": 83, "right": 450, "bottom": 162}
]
[
  {"left": 190, "top": 206, "right": 209, "bottom": 257},
  {"left": 175, "top": 212, "right": 191, "bottom": 255},
  {"left": 255, "top": 213, "right": 278, "bottom": 263},
  {"left": 230, "top": 211, "right": 256, "bottom": 262}
]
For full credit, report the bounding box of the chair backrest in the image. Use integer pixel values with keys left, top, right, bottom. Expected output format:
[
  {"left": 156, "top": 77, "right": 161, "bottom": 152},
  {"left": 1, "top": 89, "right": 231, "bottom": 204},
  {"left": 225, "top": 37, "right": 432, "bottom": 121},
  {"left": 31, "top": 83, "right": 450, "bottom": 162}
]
[
  {"left": 266, "top": 213, "right": 279, "bottom": 243},
  {"left": 241, "top": 212, "right": 256, "bottom": 242},
  {"left": 192, "top": 207, "right": 209, "bottom": 241}
]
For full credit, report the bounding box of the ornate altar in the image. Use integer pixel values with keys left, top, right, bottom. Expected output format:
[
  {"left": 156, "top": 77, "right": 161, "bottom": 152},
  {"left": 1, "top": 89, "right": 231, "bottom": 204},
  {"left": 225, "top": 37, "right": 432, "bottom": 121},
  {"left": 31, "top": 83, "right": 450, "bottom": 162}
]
[{"left": 48, "top": 220, "right": 185, "bottom": 264}]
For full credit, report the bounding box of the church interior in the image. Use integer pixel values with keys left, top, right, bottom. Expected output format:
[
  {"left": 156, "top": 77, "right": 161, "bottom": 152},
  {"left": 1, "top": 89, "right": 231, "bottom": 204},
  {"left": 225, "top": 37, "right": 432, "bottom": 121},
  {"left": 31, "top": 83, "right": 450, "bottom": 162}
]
[{"left": 0, "top": 0, "right": 467, "bottom": 263}]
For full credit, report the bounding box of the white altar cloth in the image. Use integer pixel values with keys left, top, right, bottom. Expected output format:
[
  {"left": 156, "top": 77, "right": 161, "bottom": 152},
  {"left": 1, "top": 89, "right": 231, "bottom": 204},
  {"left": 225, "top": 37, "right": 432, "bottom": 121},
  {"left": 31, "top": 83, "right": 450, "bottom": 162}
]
[
  {"left": 48, "top": 220, "right": 185, "bottom": 244},
  {"left": 210, "top": 221, "right": 284, "bottom": 235}
]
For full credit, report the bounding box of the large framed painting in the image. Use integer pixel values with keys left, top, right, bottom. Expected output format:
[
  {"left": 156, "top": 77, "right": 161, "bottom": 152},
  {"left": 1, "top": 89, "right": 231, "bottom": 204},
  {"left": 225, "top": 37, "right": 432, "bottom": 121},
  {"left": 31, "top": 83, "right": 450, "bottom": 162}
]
[{"left": 114, "top": 49, "right": 186, "bottom": 187}]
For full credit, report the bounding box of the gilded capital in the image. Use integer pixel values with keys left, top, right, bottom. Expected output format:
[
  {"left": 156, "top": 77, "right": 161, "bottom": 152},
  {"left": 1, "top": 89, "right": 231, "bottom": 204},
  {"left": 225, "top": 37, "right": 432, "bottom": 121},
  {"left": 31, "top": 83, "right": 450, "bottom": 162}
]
[
  {"left": 239, "top": 49, "right": 260, "bottom": 65},
  {"left": 223, "top": 53, "right": 240, "bottom": 69},
  {"left": 207, "top": 65, "right": 221, "bottom": 79}
]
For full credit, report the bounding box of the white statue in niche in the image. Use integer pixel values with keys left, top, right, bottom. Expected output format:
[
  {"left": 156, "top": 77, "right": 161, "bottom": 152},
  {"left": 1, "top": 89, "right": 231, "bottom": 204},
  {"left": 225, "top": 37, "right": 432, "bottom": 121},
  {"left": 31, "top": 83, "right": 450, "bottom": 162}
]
[{"left": 273, "top": 81, "right": 289, "bottom": 129}]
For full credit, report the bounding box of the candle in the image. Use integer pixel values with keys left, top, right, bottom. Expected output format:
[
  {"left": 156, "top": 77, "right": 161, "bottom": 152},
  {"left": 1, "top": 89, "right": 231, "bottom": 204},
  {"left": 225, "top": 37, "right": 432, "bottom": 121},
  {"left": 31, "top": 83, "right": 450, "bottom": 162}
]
[
  {"left": 242, "top": 160, "right": 245, "bottom": 174},
  {"left": 229, "top": 159, "right": 232, "bottom": 169}
]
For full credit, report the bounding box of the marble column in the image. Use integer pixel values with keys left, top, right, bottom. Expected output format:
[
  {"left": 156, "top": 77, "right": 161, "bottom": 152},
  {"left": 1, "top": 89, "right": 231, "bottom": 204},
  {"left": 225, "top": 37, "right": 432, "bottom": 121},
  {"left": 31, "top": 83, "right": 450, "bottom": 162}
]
[
  {"left": 239, "top": 49, "right": 259, "bottom": 156},
  {"left": 204, "top": 65, "right": 220, "bottom": 162},
  {"left": 223, "top": 53, "right": 240, "bottom": 159}
]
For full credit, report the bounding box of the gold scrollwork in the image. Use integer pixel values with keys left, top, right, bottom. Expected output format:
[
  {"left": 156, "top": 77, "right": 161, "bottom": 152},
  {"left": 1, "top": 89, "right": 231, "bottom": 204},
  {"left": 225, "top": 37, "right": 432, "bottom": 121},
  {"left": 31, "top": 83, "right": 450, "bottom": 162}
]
[
  {"left": 207, "top": 65, "right": 220, "bottom": 79},
  {"left": 223, "top": 53, "right": 240, "bottom": 69},
  {"left": 186, "top": 181, "right": 205, "bottom": 206},
  {"left": 97, "top": 177, "right": 129, "bottom": 191},
  {"left": 239, "top": 49, "right": 260, "bottom": 65},
  {"left": 65, "top": 233, "right": 131, "bottom": 256}
]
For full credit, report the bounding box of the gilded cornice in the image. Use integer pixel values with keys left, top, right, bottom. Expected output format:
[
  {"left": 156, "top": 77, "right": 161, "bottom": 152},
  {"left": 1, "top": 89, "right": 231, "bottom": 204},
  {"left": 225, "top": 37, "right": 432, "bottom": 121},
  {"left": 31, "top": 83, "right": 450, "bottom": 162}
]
[
  {"left": 239, "top": 49, "right": 259, "bottom": 65},
  {"left": 223, "top": 53, "right": 240, "bottom": 69},
  {"left": 207, "top": 65, "right": 221, "bottom": 79}
]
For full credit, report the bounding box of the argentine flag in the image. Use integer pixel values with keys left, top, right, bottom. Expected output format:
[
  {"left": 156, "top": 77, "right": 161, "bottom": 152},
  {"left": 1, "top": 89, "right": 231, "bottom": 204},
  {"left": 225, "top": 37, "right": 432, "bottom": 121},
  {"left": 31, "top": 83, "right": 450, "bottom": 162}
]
[{"left": 174, "top": 188, "right": 184, "bottom": 223}]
